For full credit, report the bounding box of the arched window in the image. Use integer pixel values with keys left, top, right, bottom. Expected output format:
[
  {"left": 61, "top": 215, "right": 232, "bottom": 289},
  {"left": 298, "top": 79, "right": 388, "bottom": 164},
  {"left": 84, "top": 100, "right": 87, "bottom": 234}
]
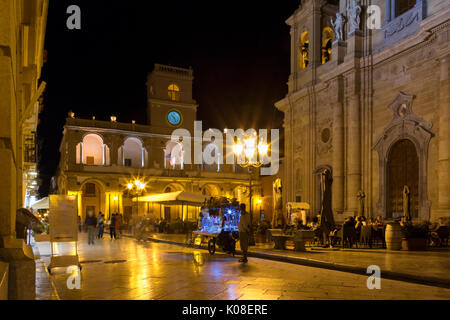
[
  {"left": 168, "top": 83, "right": 180, "bottom": 101},
  {"left": 164, "top": 140, "right": 184, "bottom": 170},
  {"left": 299, "top": 32, "right": 309, "bottom": 70},
  {"left": 321, "top": 27, "right": 334, "bottom": 64},
  {"left": 122, "top": 137, "right": 145, "bottom": 168},
  {"left": 81, "top": 134, "right": 104, "bottom": 165}
]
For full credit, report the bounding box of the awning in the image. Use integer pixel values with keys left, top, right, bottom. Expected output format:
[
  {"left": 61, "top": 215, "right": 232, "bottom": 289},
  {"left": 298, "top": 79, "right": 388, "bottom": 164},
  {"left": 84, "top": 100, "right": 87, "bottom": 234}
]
[
  {"left": 132, "top": 191, "right": 209, "bottom": 206},
  {"left": 286, "top": 202, "right": 310, "bottom": 210},
  {"left": 31, "top": 197, "right": 49, "bottom": 210}
]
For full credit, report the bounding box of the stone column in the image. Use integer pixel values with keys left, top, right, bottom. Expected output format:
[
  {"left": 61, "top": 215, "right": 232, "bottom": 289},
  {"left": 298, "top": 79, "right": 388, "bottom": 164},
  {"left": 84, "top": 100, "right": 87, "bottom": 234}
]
[
  {"left": 332, "top": 78, "right": 344, "bottom": 215},
  {"left": 438, "top": 55, "right": 450, "bottom": 215},
  {"left": 346, "top": 94, "right": 362, "bottom": 214}
]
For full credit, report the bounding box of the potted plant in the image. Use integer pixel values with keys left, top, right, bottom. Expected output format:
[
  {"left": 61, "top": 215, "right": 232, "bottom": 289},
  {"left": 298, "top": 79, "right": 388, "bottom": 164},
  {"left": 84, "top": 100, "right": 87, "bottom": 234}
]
[
  {"left": 401, "top": 221, "right": 429, "bottom": 251},
  {"left": 255, "top": 220, "right": 271, "bottom": 243}
]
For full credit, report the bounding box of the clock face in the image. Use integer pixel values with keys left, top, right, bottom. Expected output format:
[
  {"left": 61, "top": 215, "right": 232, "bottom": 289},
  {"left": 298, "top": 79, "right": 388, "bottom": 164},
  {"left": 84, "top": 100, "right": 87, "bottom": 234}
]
[{"left": 167, "top": 110, "right": 181, "bottom": 126}]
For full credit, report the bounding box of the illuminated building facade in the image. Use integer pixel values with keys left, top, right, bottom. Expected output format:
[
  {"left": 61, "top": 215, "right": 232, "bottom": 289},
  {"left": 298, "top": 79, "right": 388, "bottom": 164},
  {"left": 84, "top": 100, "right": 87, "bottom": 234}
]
[
  {"left": 56, "top": 64, "right": 263, "bottom": 222},
  {"left": 276, "top": 0, "right": 450, "bottom": 222}
]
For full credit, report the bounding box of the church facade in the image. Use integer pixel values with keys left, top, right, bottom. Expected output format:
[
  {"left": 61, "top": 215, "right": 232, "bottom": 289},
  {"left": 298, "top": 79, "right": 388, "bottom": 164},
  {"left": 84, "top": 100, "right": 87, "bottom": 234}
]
[
  {"left": 56, "top": 64, "right": 264, "bottom": 222},
  {"left": 275, "top": 0, "right": 449, "bottom": 222}
]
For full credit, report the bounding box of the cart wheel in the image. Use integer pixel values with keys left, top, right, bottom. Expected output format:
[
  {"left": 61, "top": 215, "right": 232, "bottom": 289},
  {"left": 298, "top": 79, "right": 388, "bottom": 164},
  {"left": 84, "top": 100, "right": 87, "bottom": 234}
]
[{"left": 208, "top": 239, "right": 216, "bottom": 255}]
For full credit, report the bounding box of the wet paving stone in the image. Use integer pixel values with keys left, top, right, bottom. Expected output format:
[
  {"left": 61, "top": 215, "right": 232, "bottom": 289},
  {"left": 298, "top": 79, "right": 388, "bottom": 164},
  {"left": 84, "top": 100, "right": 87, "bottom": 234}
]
[{"left": 34, "top": 233, "right": 450, "bottom": 300}]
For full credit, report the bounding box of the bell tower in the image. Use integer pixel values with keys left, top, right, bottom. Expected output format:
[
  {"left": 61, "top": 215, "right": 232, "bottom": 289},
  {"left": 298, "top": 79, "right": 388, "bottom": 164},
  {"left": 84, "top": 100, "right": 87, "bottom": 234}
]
[{"left": 146, "top": 64, "right": 198, "bottom": 135}]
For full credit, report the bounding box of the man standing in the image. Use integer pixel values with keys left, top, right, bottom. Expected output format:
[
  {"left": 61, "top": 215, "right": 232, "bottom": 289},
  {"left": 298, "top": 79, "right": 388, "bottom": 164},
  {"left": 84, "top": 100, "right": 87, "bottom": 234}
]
[
  {"left": 238, "top": 203, "right": 251, "bottom": 263},
  {"left": 85, "top": 210, "right": 97, "bottom": 245},
  {"left": 110, "top": 213, "right": 117, "bottom": 240},
  {"left": 97, "top": 213, "right": 105, "bottom": 239}
]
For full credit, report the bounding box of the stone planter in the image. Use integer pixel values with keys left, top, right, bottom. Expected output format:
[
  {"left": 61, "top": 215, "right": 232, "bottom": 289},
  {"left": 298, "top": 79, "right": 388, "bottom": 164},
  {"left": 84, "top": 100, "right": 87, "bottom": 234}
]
[
  {"left": 402, "top": 238, "right": 428, "bottom": 251},
  {"left": 293, "top": 230, "right": 315, "bottom": 252}
]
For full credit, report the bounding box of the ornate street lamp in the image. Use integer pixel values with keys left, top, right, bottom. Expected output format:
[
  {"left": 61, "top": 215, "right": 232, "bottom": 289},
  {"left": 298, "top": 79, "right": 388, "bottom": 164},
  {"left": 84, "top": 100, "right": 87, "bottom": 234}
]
[
  {"left": 233, "top": 135, "right": 269, "bottom": 243},
  {"left": 127, "top": 179, "right": 146, "bottom": 235}
]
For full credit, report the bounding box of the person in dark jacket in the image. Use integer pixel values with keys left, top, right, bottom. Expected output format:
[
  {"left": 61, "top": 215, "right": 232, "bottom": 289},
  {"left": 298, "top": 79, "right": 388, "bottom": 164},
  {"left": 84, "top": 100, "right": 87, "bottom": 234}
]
[
  {"left": 85, "top": 211, "right": 97, "bottom": 245},
  {"left": 97, "top": 213, "right": 105, "bottom": 239},
  {"left": 110, "top": 213, "right": 117, "bottom": 240}
]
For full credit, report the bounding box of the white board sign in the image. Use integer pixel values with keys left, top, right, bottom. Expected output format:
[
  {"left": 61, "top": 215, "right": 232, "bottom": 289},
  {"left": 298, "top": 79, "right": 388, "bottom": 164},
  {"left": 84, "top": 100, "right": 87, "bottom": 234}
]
[{"left": 49, "top": 195, "right": 78, "bottom": 242}]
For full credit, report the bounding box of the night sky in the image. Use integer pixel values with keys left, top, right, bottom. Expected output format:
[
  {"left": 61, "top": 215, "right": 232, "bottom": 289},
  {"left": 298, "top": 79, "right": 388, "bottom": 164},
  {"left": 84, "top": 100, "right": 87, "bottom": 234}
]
[{"left": 38, "top": 0, "right": 300, "bottom": 196}]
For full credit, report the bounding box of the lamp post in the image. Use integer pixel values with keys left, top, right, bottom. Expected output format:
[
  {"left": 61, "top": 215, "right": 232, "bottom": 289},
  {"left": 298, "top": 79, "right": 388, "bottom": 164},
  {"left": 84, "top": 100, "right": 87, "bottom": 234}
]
[
  {"left": 233, "top": 135, "right": 269, "bottom": 244},
  {"left": 127, "top": 179, "right": 146, "bottom": 235}
]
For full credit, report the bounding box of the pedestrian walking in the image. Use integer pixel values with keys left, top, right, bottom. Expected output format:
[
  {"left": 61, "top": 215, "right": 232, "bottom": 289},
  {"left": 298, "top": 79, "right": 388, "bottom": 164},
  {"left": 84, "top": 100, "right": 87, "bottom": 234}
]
[
  {"left": 110, "top": 213, "right": 117, "bottom": 240},
  {"left": 115, "top": 213, "right": 122, "bottom": 239},
  {"left": 77, "top": 215, "right": 82, "bottom": 233},
  {"left": 238, "top": 203, "right": 251, "bottom": 263},
  {"left": 85, "top": 211, "right": 97, "bottom": 245},
  {"left": 97, "top": 213, "right": 105, "bottom": 239}
]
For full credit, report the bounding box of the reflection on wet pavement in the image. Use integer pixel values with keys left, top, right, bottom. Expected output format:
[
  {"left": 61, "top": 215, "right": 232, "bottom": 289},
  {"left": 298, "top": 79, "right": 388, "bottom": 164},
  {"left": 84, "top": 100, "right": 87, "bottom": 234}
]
[{"left": 35, "top": 234, "right": 450, "bottom": 300}]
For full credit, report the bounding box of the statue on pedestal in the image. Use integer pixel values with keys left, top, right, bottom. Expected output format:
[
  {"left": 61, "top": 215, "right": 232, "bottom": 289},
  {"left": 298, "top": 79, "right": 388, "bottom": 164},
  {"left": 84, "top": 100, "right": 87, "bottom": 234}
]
[
  {"left": 357, "top": 190, "right": 366, "bottom": 217},
  {"left": 347, "top": 0, "right": 362, "bottom": 35},
  {"left": 402, "top": 185, "right": 411, "bottom": 221},
  {"left": 330, "top": 13, "right": 345, "bottom": 42},
  {"left": 272, "top": 178, "right": 285, "bottom": 227}
]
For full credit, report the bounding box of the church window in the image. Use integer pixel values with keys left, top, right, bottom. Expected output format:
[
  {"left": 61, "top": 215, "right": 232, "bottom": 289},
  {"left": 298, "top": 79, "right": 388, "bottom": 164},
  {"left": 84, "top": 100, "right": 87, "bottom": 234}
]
[
  {"left": 396, "top": 0, "right": 416, "bottom": 17},
  {"left": 299, "top": 32, "right": 309, "bottom": 70},
  {"left": 321, "top": 27, "right": 334, "bottom": 64},
  {"left": 85, "top": 183, "right": 96, "bottom": 196}
]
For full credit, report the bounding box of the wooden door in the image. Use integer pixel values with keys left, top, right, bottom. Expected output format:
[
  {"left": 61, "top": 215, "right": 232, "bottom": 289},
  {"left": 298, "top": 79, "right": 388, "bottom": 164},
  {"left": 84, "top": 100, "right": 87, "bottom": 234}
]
[{"left": 387, "top": 139, "right": 419, "bottom": 218}]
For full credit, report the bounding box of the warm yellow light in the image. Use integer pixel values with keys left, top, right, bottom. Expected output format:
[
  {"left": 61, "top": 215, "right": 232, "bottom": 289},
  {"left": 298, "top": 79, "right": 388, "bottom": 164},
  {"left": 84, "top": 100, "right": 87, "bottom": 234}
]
[
  {"left": 113, "top": 196, "right": 118, "bottom": 201},
  {"left": 138, "top": 182, "right": 146, "bottom": 190},
  {"left": 244, "top": 137, "right": 256, "bottom": 159},
  {"left": 134, "top": 180, "right": 145, "bottom": 190},
  {"left": 258, "top": 199, "right": 262, "bottom": 204},
  {"left": 127, "top": 183, "right": 133, "bottom": 190},
  {"left": 233, "top": 142, "right": 244, "bottom": 156},
  {"left": 258, "top": 142, "right": 269, "bottom": 157}
]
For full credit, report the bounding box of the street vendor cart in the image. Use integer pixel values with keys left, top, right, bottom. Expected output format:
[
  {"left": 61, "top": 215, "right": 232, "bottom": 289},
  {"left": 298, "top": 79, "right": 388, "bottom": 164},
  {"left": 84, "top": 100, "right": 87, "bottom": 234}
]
[{"left": 193, "top": 198, "right": 241, "bottom": 255}]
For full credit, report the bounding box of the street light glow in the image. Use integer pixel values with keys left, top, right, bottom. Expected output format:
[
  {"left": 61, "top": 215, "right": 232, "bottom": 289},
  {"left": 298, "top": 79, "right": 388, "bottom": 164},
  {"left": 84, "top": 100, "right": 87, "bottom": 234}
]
[{"left": 232, "top": 142, "right": 244, "bottom": 156}]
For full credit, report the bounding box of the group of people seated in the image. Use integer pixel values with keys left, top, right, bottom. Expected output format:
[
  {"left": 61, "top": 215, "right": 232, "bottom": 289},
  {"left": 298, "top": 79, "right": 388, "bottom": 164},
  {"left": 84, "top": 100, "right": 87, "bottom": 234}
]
[{"left": 308, "top": 215, "right": 386, "bottom": 248}]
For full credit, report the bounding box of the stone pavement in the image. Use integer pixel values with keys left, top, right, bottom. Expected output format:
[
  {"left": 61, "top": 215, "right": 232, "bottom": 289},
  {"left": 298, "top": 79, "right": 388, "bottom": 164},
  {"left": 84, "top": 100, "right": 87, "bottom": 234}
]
[
  {"left": 33, "top": 233, "right": 450, "bottom": 300},
  {"left": 141, "top": 233, "right": 450, "bottom": 287}
]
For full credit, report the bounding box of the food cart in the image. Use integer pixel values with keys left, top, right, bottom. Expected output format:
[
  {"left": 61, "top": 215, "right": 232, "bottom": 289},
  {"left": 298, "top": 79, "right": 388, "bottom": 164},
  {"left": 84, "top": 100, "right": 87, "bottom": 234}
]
[{"left": 193, "top": 197, "right": 241, "bottom": 255}]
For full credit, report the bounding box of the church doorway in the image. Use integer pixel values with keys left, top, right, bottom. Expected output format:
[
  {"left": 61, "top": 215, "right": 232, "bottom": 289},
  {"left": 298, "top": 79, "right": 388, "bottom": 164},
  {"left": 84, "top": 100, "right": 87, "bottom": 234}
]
[{"left": 387, "top": 139, "right": 419, "bottom": 219}]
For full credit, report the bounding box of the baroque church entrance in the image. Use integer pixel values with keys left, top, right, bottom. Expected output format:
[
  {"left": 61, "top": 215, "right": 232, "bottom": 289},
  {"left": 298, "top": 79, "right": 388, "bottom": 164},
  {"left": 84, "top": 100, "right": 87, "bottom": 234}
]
[
  {"left": 374, "top": 92, "right": 433, "bottom": 221},
  {"left": 387, "top": 139, "right": 419, "bottom": 219}
]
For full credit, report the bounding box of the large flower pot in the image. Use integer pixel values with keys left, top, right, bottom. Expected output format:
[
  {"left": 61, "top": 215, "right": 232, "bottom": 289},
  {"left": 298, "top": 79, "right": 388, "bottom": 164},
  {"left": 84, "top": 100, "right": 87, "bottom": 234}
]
[
  {"left": 402, "top": 238, "right": 428, "bottom": 251},
  {"left": 385, "top": 223, "right": 402, "bottom": 250}
]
